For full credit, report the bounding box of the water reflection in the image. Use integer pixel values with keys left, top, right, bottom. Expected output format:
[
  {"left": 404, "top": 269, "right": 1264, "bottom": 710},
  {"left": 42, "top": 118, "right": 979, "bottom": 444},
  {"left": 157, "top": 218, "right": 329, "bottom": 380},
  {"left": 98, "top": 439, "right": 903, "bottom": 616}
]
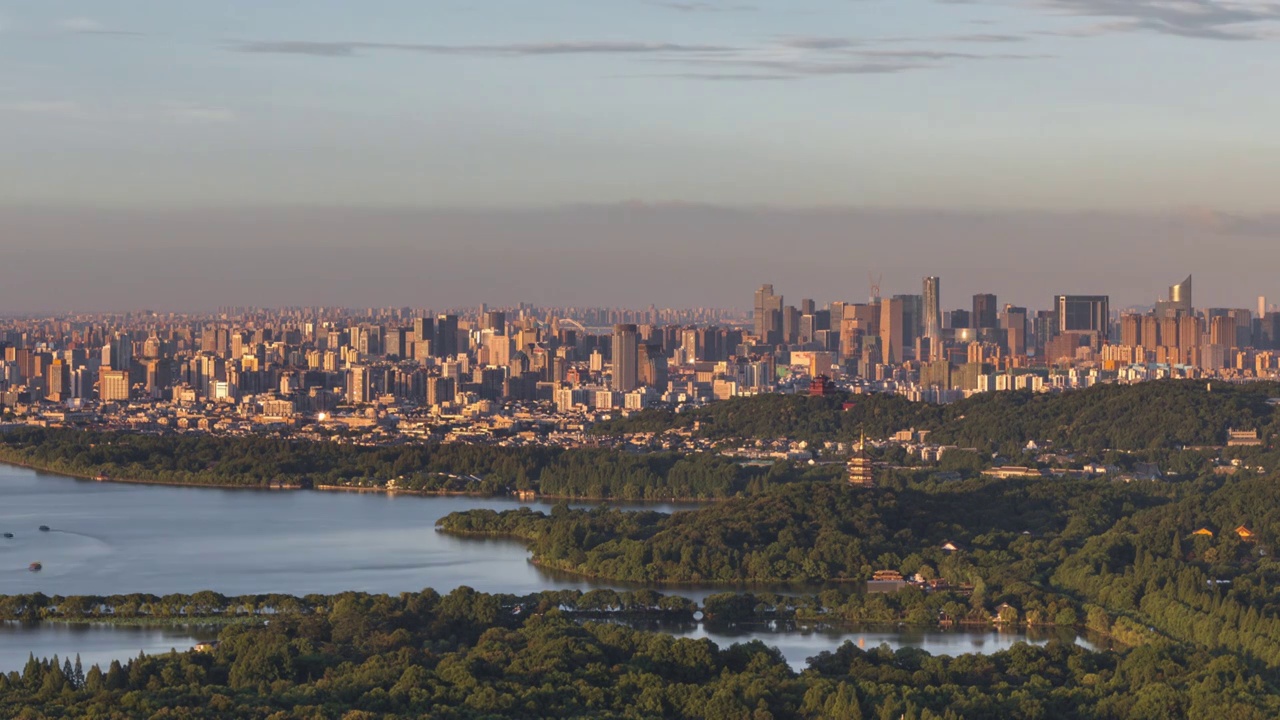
[
  {"left": 0, "top": 621, "right": 216, "bottom": 673},
  {"left": 604, "top": 618, "right": 1112, "bottom": 671},
  {"left": 0, "top": 463, "right": 704, "bottom": 598}
]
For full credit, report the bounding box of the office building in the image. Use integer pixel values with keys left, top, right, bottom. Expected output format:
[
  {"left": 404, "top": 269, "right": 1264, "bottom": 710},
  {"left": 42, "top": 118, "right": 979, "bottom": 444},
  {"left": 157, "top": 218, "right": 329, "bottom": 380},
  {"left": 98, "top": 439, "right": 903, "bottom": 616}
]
[
  {"left": 973, "top": 294, "right": 998, "bottom": 330},
  {"left": 754, "top": 284, "right": 784, "bottom": 344},
  {"left": 1210, "top": 315, "right": 1237, "bottom": 351},
  {"left": 1156, "top": 275, "right": 1193, "bottom": 317},
  {"left": 638, "top": 343, "right": 668, "bottom": 390},
  {"left": 1055, "top": 295, "right": 1110, "bottom": 335},
  {"left": 100, "top": 368, "right": 131, "bottom": 402},
  {"left": 923, "top": 276, "right": 941, "bottom": 347},
  {"left": 435, "top": 315, "right": 459, "bottom": 358},
  {"left": 879, "top": 297, "right": 907, "bottom": 365},
  {"left": 611, "top": 324, "right": 639, "bottom": 392},
  {"left": 347, "top": 365, "right": 371, "bottom": 404}
]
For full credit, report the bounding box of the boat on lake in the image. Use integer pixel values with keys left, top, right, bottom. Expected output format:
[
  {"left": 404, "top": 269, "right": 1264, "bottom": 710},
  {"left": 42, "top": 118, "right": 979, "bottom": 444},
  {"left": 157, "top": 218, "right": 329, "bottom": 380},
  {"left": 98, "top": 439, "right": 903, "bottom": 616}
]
[
  {"left": 38, "top": 525, "right": 50, "bottom": 532},
  {"left": 29, "top": 562, "right": 42, "bottom": 572},
  {"left": 2, "top": 533, "right": 12, "bottom": 539}
]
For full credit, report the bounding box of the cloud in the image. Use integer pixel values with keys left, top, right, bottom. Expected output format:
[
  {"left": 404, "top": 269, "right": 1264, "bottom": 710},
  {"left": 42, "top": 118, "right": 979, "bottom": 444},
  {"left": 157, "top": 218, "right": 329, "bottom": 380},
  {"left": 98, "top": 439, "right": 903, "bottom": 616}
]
[
  {"left": 645, "top": 1, "right": 757, "bottom": 11},
  {"left": 777, "top": 36, "right": 862, "bottom": 50},
  {"left": 165, "top": 105, "right": 237, "bottom": 124},
  {"left": 59, "top": 16, "right": 103, "bottom": 32},
  {"left": 663, "top": 72, "right": 797, "bottom": 81},
  {"left": 231, "top": 30, "right": 1047, "bottom": 83},
  {"left": 3, "top": 100, "right": 83, "bottom": 117},
  {"left": 948, "top": 32, "right": 1029, "bottom": 42},
  {"left": 232, "top": 40, "right": 737, "bottom": 57},
  {"left": 692, "top": 58, "right": 932, "bottom": 76},
  {"left": 3, "top": 100, "right": 236, "bottom": 125},
  {"left": 1037, "top": 0, "right": 1280, "bottom": 40},
  {"left": 57, "top": 16, "right": 144, "bottom": 36}
]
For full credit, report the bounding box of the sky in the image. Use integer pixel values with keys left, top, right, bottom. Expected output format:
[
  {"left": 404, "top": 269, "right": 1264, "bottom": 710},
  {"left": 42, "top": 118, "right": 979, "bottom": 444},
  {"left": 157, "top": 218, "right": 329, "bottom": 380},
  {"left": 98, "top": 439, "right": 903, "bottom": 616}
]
[{"left": 1, "top": 1, "right": 1279, "bottom": 312}]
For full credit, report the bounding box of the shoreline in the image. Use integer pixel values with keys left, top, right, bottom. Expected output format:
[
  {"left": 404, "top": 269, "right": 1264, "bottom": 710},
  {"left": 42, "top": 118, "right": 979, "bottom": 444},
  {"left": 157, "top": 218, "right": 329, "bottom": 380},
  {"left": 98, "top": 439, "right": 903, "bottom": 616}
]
[{"left": 0, "top": 459, "right": 714, "bottom": 505}]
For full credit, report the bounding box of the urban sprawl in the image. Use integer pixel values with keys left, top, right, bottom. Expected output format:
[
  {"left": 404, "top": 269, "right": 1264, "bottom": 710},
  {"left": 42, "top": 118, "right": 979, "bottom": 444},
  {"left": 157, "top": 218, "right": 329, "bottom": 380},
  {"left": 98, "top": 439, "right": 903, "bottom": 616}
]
[{"left": 1, "top": 275, "right": 1277, "bottom": 449}]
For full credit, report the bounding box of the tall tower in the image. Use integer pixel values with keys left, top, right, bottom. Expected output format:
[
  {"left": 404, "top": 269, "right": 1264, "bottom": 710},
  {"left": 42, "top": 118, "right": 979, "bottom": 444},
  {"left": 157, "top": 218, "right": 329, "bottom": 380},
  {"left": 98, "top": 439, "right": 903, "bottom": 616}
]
[
  {"left": 973, "top": 294, "right": 998, "bottom": 330},
  {"left": 848, "top": 432, "right": 874, "bottom": 487},
  {"left": 1170, "top": 275, "right": 1192, "bottom": 312},
  {"left": 434, "top": 315, "right": 459, "bottom": 358},
  {"left": 611, "top": 324, "right": 639, "bottom": 392},
  {"left": 754, "top": 284, "right": 783, "bottom": 344},
  {"left": 347, "top": 365, "right": 371, "bottom": 404},
  {"left": 923, "top": 276, "right": 941, "bottom": 345},
  {"left": 879, "top": 297, "right": 906, "bottom": 365}
]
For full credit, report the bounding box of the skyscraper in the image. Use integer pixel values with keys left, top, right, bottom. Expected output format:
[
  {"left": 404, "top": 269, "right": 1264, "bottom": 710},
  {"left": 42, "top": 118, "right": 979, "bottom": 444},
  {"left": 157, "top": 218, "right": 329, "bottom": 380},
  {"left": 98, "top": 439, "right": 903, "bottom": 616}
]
[
  {"left": 1156, "top": 275, "right": 1193, "bottom": 317},
  {"left": 611, "top": 324, "right": 639, "bottom": 392},
  {"left": 435, "top": 315, "right": 459, "bottom": 358},
  {"left": 347, "top": 365, "right": 371, "bottom": 404},
  {"left": 1002, "top": 305, "right": 1028, "bottom": 356},
  {"left": 879, "top": 297, "right": 907, "bottom": 365},
  {"left": 481, "top": 311, "right": 506, "bottom": 334},
  {"left": 973, "top": 294, "right": 998, "bottom": 330},
  {"left": 638, "top": 343, "right": 668, "bottom": 390},
  {"left": 109, "top": 333, "right": 132, "bottom": 371},
  {"left": 1055, "top": 295, "right": 1110, "bottom": 335},
  {"left": 1170, "top": 275, "right": 1192, "bottom": 311},
  {"left": 1210, "top": 315, "right": 1237, "bottom": 351},
  {"left": 923, "top": 276, "right": 941, "bottom": 345},
  {"left": 99, "top": 368, "right": 131, "bottom": 402},
  {"left": 754, "top": 284, "right": 783, "bottom": 344}
]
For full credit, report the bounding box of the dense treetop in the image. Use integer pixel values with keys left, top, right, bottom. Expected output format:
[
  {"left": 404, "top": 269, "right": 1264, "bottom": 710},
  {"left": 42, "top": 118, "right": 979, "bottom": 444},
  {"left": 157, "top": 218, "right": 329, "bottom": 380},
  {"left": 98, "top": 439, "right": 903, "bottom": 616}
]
[
  {"left": 0, "top": 428, "right": 795, "bottom": 500},
  {"left": 596, "top": 380, "right": 1280, "bottom": 454},
  {"left": 3, "top": 585, "right": 1278, "bottom": 719}
]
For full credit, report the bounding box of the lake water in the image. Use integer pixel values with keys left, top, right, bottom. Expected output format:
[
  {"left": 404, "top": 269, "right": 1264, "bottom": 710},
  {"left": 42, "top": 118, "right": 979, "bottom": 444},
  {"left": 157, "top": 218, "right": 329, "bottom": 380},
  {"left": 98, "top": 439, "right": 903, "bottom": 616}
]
[
  {"left": 0, "top": 462, "right": 701, "bottom": 599},
  {"left": 1, "top": 463, "right": 1102, "bottom": 672},
  {"left": 0, "top": 621, "right": 219, "bottom": 674},
  {"left": 628, "top": 621, "right": 1109, "bottom": 672}
]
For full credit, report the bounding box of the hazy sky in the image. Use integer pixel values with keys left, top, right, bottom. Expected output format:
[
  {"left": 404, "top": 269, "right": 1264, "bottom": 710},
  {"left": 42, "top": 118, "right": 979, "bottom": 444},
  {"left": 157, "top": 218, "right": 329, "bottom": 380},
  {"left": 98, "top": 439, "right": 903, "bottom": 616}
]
[{"left": 1, "top": 1, "right": 1278, "bottom": 311}]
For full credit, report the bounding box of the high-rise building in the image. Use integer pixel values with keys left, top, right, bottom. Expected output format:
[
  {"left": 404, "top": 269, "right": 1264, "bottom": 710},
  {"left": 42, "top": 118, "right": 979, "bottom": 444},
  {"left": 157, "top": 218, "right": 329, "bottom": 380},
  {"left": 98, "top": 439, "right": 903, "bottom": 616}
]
[
  {"left": 1210, "top": 315, "right": 1237, "bottom": 351},
  {"left": 109, "top": 333, "right": 132, "bottom": 371},
  {"left": 879, "top": 297, "right": 907, "bottom": 365},
  {"left": 1055, "top": 295, "right": 1110, "bottom": 335},
  {"left": 638, "top": 343, "right": 668, "bottom": 390},
  {"left": 1229, "top": 309, "right": 1253, "bottom": 349},
  {"left": 435, "top": 315, "right": 459, "bottom": 358},
  {"left": 973, "top": 294, "right": 998, "bottom": 330},
  {"left": 46, "top": 358, "right": 70, "bottom": 402},
  {"left": 1120, "top": 314, "right": 1143, "bottom": 349},
  {"left": 1261, "top": 313, "right": 1280, "bottom": 350},
  {"left": 99, "top": 368, "right": 131, "bottom": 402},
  {"left": 1002, "top": 305, "right": 1028, "bottom": 357},
  {"left": 1178, "top": 315, "right": 1202, "bottom": 362},
  {"left": 481, "top": 311, "right": 506, "bottom": 334},
  {"left": 923, "top": 277, "right": 941, "bottom": 345},
  {"left": 754, "top": 284, "right": 783, "bottom": 344},
  {"left": 611, "top": 324, "right": 639, "bottom": 392},
  {"left": 413, "top": 317, "right": 435, "bottom": 345},
  {"left": 896, "top": 294, "right": 923, "bottom": 349},
  {"left": 347, "top": 365, "right": 371, "bottom": 404},
  {"left": 783, "top": 306, "right": 800, "bottom": 345}
]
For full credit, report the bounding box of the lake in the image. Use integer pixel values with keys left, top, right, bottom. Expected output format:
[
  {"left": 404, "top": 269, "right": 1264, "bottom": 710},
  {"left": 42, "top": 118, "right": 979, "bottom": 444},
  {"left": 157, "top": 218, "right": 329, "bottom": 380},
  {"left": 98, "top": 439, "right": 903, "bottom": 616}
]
[
  {"left": 1, "top": 462, "right": 1103, "bottom": 673},
  {"left": 0, "top": 462, "right": 702, "bottom": 599},
  {"left": 0, "top": 621, "right": 219, "bottom": 674},
  {"left": 1, "top": 619, "right": 1103, "bottom": 675}
]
